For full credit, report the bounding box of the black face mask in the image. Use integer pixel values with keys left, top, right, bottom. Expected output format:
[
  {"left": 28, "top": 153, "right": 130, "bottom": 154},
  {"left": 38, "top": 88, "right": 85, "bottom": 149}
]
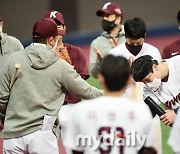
[
  {"left": 101, "top": 19, "right": 116, "bottom": 32},
  {"left": 125, "top": 42, "right": 143, "bottom": 56}
]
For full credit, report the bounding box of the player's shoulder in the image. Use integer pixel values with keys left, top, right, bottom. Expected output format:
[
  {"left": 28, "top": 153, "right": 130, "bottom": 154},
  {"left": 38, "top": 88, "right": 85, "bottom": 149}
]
[
  {"left": 109, "top": 42, "right": 126, "bottom": 54},
  {"left": 64, "top": 43, "right": 82, "bottom": 52},
  {"left": 6, "top": 34, "right": 22, "bottom": 45},
  {"left": 143, "top": 42, "right": 158, "bottom": 50}
]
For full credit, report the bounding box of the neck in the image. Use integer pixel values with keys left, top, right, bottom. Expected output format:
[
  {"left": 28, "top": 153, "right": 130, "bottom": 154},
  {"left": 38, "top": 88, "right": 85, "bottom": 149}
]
[
  {"left": 110, "top": 25, "right": 120, "bottom": 35},
  {"left": 104, "top": 89, "right": 125, "bottom": 97},
  {"left": 57, "top": 38, "right": 63, "bottom": 46},
  {"left": 159, "top": 61, "right": 169, "bottom": 79}
]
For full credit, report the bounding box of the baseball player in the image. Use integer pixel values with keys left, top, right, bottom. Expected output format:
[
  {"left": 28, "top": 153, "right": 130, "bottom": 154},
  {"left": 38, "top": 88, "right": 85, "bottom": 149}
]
[
  {"left": 0, "top": 16, "right": 24, "bottom": 68},
  {"left": 108, "top": 17, "right": 162, "bottom": 154},
  {"left": 162, "top": 10, "right": 180, "bottom": 59},
  {"left": 131, "top": 55, "right": 180, "bottom": 126},
  {"left": 168, "top": 110, "right": 180, "bottom": 153},
  {"left": 0, "top": 18, "right": 102, "bottom": 153},
  {"left": 62, "top": 55, "right": 157, "bottom": 154},
  {"left": 43, "top": 10, "right": 90, "bottom": 104},
  {"left": 108, "top": 17, "right": 162, "bottom": 62},
  {"left": 90, "top": 2, "right": 125, "bottom": 78}
]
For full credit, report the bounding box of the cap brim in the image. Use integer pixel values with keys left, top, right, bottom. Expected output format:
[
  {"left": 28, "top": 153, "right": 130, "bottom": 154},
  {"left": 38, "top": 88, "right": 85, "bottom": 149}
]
[{"left": 96, "top": 9, "right": 112, "bottom": 16}]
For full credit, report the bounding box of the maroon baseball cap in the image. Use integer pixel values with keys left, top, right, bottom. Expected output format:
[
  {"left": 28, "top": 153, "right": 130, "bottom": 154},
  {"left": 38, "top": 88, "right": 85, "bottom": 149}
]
[
  {"left": 96, "top": 2, "right": 123, "bottom": 18},
  {"left": 43, "top": 10, "right": 65, "bottom": 25},
  {"left": 33, "top": 18, "right": 58, "bottom": 39}
]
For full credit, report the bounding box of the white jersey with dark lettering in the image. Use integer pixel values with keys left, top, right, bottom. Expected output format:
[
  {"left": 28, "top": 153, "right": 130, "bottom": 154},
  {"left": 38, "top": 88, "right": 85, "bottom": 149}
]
[
  {"left": 62, "top": 96, "right": 156, "bottom": 154},
  {"left": 143, "top": 55, "right": 180, "bottom": 110}
]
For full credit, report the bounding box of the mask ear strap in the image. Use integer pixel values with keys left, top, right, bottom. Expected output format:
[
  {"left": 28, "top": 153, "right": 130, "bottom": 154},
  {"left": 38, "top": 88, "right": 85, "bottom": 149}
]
[{"left": 53, "top": 40, "right": 58, "bottom": 50}]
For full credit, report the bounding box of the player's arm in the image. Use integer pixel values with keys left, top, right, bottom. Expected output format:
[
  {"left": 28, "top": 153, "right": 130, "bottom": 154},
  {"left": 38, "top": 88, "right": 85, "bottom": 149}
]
[
  {"left": 59, "top": 60, "right": 102, "bottom": 99},
  {"left": 73, "top": 46, "right": 90, "bottom": 80},
  {"left": 89, "top": 41, "right": 102, "bottom": 78},
  {"left": 0, "top": 55, "right": 12, "bottom": 129}
]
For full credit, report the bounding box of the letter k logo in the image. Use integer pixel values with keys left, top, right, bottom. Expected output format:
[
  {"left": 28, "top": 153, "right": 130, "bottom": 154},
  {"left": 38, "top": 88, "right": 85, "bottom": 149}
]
[{"left": 50, "top": 11, "right": 57, "bottom": 18}]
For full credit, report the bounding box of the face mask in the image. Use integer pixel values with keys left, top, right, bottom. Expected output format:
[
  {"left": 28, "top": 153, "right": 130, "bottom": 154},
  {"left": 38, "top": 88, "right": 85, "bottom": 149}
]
[
  {"left": 101, "top": 19, "right": 116, "bottom": 32},
  {"left": 57, "top": 29, "right": 66, "bottom": 36},
  {"left": 146, "top": 78, "right": 161, "bottom": 92},
  {"left": 125, "top": 43, "right": 142, "bottom": 56}
]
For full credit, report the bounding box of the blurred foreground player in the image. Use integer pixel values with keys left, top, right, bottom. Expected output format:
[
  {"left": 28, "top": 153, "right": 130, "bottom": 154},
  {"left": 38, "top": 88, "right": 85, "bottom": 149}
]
[{"left": 62, "top": 55, "right": 157, "bottom": 154}]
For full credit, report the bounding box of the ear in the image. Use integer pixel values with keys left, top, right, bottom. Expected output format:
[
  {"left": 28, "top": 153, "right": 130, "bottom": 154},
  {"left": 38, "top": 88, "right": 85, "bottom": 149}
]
[
  {"left": 0, "top": 21, "right": 3, "bottom": 27},
  {"left": 47, "top": 37, "right": 55, "bottom": 47},
  {"left": 115, "top": 16, "right": 121, "bottom": 25},
  {"left": 97, "top": 73, "right": 104, "bottom": 86},
  {"left": 152, "top": 64, "right": 158, "bottom": 71},
  {"left": 63, "top": 25, "right": 67, "bottom": 32}
]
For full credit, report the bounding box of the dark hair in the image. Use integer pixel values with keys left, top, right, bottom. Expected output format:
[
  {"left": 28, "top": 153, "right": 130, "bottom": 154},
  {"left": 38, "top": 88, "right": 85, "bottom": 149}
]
[
  {"left": 138, "top": 147, "right": 157, "bottom": 154},
  {"left": 32, "top": 38, "right": 47, "bottom": 44},
  {"left": 177, "top": 10, "right": 180, "bottom": 23},
  {"left": 131, "top": 55, "right": 158, "bottom": 82},
  {"left": 124, "top": 17, "right": 146, "bottom": 39},
  {"left": 100, "top": 55, "right": 130, "bottom": 91}
]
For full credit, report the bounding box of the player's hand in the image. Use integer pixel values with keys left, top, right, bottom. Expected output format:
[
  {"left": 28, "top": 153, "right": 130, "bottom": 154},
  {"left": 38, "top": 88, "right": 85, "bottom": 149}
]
[
  {"left": 93, "top": 46, "right": 103, "bottom": 61},
  {"left": 160, "top": 110, "right": 176, "bottom": 126},
  {"left": 128, "top": 55, "right": 135, "bottom": 66}
]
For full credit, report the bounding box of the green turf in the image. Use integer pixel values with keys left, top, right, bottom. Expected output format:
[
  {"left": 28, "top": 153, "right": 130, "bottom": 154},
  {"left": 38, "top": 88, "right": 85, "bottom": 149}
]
[{"left": 87, "top": 76, "right": 174, "bottom": 154}]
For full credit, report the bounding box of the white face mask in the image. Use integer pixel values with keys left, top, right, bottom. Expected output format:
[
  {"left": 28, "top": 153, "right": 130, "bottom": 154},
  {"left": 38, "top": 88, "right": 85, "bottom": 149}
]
[{"left": 146, "top": 78, "right": 161, "bottom": 91}]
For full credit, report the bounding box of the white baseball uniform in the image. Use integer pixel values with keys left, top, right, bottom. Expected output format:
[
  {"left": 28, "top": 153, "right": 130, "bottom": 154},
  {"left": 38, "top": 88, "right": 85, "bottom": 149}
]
[
  {"left": 143, "top": 55, "right": 180, "bottom": 110},
  {"left": 108, "top": 42, "right": 162, "bottom": 62},
  {"left": 62, "top": 96, "right": 157, "bottom": 154},
  {"left": 108, "top": 41, "right": 162, "bottom": 154},
  {"left": 168, "top": 110, "right": 180, "bottom": 153}
]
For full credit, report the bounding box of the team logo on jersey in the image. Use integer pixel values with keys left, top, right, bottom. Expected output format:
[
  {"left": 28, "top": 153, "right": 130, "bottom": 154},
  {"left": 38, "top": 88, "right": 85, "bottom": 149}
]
[
  {"left": 50, "top": 11, "right": 57, "bottom": 18},
  {"left": 171, "top": 52, "right": 178, "bottom": 56},
  {"left": 165, "top": 92, "right": 180, "bottom": 109}
]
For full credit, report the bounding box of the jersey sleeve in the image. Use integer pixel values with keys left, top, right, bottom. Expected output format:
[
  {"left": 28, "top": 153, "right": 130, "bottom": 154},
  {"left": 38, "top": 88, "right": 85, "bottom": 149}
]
[
  {"left": 143, "top": 85, "right": 160, "bottom": 105},
  {"left": 168, "top": 110, "right": 180, "bottom": 153},
  {"left": 89, "top": 41, "right": 100, "bottom": 78},
  {"left": 162, "top": 46, "right": 171, "bottom": 59},
  {"left": 108, "top": 45, "right": 131, "bottom": 60}
]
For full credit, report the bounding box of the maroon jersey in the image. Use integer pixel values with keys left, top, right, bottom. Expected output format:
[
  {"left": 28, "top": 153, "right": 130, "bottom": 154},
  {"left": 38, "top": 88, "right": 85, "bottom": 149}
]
[
  {"left": 162, "top": 38, "right": 180, "bottom": 59},
  {"left": 64, "top": 43, "right": 90, "bottom": 103}
]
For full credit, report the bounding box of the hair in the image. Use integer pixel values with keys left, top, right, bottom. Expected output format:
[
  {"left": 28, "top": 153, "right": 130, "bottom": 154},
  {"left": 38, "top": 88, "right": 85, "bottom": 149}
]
[
  {"left": 124, "top": 17, "right": 146, "bottom": 39},
  {"left": 100, "top": 55, "right": 130, "bottom": 91},
  {"left": 177, "top": 10, "right": 180, "bottom": 23},
  {"left": 138, "top": 147, "right": 157, "bottom": 154},
  {"left": 32, "top": 38, "right": 47, "bottom": 44},
  {"left": 131, "top": 55, "right": 158, "bottom": 82}
]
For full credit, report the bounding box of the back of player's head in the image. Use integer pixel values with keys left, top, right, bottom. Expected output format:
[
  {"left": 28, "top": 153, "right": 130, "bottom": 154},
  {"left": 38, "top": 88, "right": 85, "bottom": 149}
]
[
  {"left": 131, "top": 55, "right": 158, "bottom": 82},
  {"left": 124, "top": 17, "right": 146, "bottom": 39},
  {"left": 32, "top": 18, "right": 57, "bottom": 39},
  {"left": 177, "top": 10, "right": 180, "bottom": 24},
  {"left": 100, "top": 55, "right": 130, "bottom": 91}
]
